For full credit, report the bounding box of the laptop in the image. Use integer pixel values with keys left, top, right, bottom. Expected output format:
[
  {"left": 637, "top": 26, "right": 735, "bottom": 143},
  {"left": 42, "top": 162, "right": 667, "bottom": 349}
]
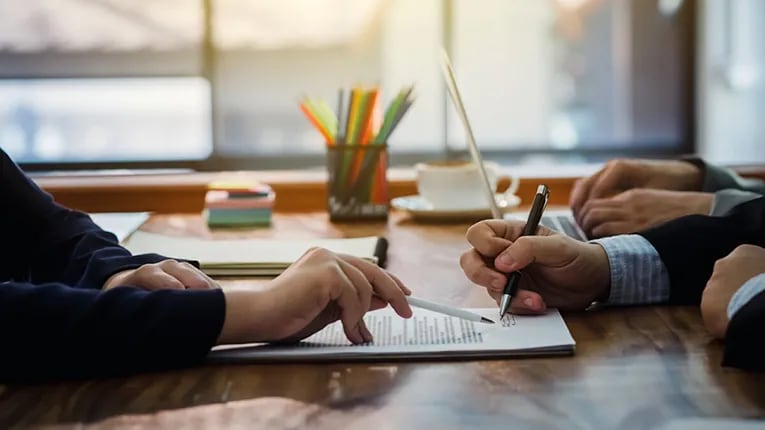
[{"left": 439, "top": 49, "right": 587, "bottom": 241}]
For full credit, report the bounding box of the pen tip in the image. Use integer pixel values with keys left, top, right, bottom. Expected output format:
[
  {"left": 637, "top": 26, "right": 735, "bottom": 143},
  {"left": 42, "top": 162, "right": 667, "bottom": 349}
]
[
  {"left": 481, "top": 317, "right": 495, "bottom": 324},
  {"left": 498, "top": 295, "right": 511, "bottom": 320}
]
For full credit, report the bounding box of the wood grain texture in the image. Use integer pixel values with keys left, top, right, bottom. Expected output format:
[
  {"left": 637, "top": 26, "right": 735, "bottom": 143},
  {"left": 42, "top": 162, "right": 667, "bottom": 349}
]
[{"left": 1, "top": 212, "right": 764, "bottom": 429}]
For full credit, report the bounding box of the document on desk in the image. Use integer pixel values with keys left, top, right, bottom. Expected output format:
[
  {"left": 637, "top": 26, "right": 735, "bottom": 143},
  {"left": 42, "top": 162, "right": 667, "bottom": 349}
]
[{"left": 209, "top": 307, "right": 575, "bottom": 362}]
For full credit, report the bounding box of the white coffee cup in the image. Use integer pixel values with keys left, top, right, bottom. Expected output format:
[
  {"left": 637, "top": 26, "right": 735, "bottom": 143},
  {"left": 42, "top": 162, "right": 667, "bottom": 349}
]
[{"left": 415, "top": 160, "right": 519, "bottom": 210}]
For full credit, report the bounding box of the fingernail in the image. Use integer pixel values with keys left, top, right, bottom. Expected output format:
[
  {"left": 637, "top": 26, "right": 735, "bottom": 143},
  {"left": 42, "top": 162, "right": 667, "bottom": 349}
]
[
  {"left": 499, "top": 253, "right": 514, "bottom": 266},
  {"left": 523, "top": 297, "right": 535, "bottom": 309},
  {"left": 492, "top": 278, "right": 504, "bottom": 289}
]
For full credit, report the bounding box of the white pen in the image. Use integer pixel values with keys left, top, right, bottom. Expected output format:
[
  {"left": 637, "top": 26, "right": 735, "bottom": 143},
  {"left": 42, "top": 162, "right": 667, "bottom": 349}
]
[{"left": 406, "top": 296, "right": 495, "bottom": 324}]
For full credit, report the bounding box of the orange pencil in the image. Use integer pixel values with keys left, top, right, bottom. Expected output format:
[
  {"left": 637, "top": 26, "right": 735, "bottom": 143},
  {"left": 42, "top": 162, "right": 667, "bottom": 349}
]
[
  {"left": 359, "top": 89, "right": 379, "bottom": 146},
  {"left": 349, "top": 89, "right": 379, "bottom": 186},
  {"left": 366, "top": 96, "right": 383, "bottom": 145}
]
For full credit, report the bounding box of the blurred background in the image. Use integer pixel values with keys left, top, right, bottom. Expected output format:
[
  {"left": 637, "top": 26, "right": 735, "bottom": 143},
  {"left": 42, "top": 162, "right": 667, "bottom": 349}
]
[{"left": 0, "top": 0, "right": 762, "bottom": 171}]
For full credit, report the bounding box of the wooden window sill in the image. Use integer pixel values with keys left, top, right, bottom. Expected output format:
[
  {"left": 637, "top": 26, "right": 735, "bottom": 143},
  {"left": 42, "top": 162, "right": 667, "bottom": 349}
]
[{"left": 33, "top": 165, "right": 765, "bottom": 214}]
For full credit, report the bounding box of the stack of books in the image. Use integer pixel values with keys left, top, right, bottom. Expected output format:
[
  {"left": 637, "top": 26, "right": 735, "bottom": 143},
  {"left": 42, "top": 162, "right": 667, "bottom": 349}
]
[{"left": 204, "top": 181, "right": 275, "bottom": 227}]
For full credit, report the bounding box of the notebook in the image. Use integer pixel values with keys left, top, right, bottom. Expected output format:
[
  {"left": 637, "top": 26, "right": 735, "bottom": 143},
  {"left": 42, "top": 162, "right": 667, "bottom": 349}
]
[
  {"left": 209, "top": 307, "right": 575, "bottom": 362},
  {"left": 122, "top": 231, "right": 387, "bottom": 276},
  {"left": 90, "top": 212, "right": 150, "bottom": 243}
]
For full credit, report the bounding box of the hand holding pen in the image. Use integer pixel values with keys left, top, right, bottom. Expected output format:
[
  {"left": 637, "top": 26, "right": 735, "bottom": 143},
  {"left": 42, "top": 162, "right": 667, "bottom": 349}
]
[
  {"left": 498, "top": 184, "right": 549, "bottom": 318},
  {"left": 460, "top": 185, "right": 613, "bottom": 315}
]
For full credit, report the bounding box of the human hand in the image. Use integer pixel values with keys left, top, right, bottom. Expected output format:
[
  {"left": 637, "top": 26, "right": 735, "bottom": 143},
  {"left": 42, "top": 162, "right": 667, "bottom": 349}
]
[
  {"left": 570, "top": 159, "right": 703, "bottom": 219},
  {"left": 218, "top": 248, "right": 413, "bottom": 345},
  {"left": 577, "top": 189, "right": 713, "bottom": 238},
  {"left": 103, "top": 260, "right": 219, "bottom": 291},
  {"left": 701, "top": 245, "right": 765, "bottom": 339},
  {"left": 459, "top": 220, "right": 611, "bottom": 314}
]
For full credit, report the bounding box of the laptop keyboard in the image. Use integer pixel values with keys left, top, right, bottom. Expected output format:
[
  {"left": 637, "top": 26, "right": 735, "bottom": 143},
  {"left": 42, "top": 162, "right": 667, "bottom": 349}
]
[{"left": 541, "top": 214, "right": 588, "bottom": 241}]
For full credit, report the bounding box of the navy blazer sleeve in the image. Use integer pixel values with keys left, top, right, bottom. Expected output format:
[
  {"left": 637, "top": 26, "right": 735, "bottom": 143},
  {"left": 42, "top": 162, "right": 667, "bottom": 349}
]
[
  {"left": 0, "top": 149, "right": 225, "bottom": 382},
  {"left": 638, "top": 197, "right": 765, "bottom": 305},
  {"left": 684, "top": 157, "right": 765, "bottom": 194},
  {"left": 638, "top": 197, "right": 765, "bottom": 370}
]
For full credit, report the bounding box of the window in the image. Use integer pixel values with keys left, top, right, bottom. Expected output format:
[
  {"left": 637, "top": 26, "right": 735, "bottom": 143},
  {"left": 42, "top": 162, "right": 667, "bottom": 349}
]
[
  {"left": 698, "top": 0, "right": 765, "bottom": 165},
  {"left": 209, "top": 0, "right": 444, "bottom": 159},
  {"left": 450, "top": 0, "right": 693, "bottom": 153},
  {"left": 0, "top": 0, "right": 695, "bottom": 170},
  {"left": 0, "top": 78, "right": 212, "bottom": 162},
  {"left": 0, "top": 0, "right": 209, "bottom": 165}
]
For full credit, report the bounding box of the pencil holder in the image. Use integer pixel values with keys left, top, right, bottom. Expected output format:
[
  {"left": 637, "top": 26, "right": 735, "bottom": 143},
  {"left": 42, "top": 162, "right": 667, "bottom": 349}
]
[{"left": 326, "top": 144, "right": 389, "bottom": 222}]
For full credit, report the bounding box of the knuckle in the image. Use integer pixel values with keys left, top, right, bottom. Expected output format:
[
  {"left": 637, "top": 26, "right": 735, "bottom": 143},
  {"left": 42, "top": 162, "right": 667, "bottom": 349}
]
[
  {"left": 308, "top": 247, "right": 333, "bottom": 261},
  {"left": 465, "top": 223, "right": 482, "bottom": 242},
  {"left": 612, "top": 159, "right": 631, "bottom": 171},
  {"left": 712, "top": 257, "right": 728, "bottom": 272},
  {"left": 622, "top": 188, "right": 639, "bottom": 200},
  {"left": 733, "top": 244, "right": 755, "bottom": 255},
  {"left": 134, "top": 264, "right": 157, "bottom": 275},
  {"left": 319, "top": 265, "right": 342, "bottom": 285},
  {"left": 514, "top": 236, "right": 533, "bottom": 252},
  {"left": 459, "top": 251, "right": 473, "bottom": 268},
  {"left": 469, "top": 267, "right": 483, "bottom": 282},
  {"left": 605, "top": 159, "right": 628, "bottom": 176},
  {"left": 325, "top": 264, "right": 343, "bottom": 281}
]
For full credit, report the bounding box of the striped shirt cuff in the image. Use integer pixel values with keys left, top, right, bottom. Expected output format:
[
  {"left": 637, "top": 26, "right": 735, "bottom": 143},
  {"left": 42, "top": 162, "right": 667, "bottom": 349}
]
[
  {"left": 727, "top": 273, "right": 765, "bottom": 319},
  {"left": 591, "top": 235, "right": 671, "bottom": 305}
]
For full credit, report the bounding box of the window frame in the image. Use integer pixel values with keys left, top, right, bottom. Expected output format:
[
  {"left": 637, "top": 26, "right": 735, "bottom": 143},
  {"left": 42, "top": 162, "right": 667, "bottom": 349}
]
[{"left": 11, "top": 0, "right": 696, "bottom": 172}]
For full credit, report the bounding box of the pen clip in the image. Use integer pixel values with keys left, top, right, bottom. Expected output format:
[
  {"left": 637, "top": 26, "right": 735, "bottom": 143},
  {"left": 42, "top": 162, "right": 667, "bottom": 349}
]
[
  {"left": 542, "top": 188, "right": 549, "bottom": 212},
  {"left": 535, "top": 184, "right": 550, "bottom": 211}
]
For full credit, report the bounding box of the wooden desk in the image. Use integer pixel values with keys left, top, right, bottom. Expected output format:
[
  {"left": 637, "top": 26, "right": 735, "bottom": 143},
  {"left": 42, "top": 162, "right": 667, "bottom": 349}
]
[{"left": 1, "top": 212, "right": 764, "bottom": 429}]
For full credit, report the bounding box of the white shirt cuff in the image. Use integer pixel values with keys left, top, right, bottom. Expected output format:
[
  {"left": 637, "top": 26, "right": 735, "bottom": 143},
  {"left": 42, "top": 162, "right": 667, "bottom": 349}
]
[
  {"left": 591, "top": 235, "right": 671, "bottom": 305},
  {"left": 727, "top": 273, "right": 765, "bottom": 319}
]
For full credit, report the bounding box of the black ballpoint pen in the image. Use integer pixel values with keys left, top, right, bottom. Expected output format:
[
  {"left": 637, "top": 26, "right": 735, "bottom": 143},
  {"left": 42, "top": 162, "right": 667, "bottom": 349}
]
[{"left": 498, "top": 184, "right": 549, "bottom": 319}]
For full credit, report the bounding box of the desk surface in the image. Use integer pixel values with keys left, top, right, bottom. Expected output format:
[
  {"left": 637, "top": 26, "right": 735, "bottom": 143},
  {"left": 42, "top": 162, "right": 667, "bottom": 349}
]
[{"left": 1, "top": 212, "right": 764, "bottom": 429}]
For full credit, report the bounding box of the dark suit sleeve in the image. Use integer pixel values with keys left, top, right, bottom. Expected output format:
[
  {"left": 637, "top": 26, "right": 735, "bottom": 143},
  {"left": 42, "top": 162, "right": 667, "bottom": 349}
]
[
  {"left": 684, "top": 157, "right": 765, "bottom": 194},
  {"left": 639, "top": 197, "right": 765, "bottom": 305},
  {"left": 0, "top": 149, "right": 226, "bottom": 381},
  {"left": 1, "top": 148, "right": 170, "bottom": 288},
  {"left": 0, "top": 281, "right": 225, "bottom": 382},
  {"left": 723, "top": 290, "right": 765, "bottom": 371}
]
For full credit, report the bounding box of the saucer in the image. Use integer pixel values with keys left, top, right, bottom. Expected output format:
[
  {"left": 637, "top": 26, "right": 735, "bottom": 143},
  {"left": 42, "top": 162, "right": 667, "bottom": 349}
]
[{"left": 391, "top": 194, "right": 521, "bottom": 222}]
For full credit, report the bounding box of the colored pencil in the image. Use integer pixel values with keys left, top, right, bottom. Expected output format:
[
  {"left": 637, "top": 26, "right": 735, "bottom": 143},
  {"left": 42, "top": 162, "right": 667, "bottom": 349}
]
[{"left": 299, "top": 84, "right": 414, "bottom": 207}]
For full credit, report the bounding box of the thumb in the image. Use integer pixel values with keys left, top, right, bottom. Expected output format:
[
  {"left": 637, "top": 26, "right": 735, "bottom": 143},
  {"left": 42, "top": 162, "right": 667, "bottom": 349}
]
[{"left": 494, "top": 235, "right": 577, "bottom": 272}]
